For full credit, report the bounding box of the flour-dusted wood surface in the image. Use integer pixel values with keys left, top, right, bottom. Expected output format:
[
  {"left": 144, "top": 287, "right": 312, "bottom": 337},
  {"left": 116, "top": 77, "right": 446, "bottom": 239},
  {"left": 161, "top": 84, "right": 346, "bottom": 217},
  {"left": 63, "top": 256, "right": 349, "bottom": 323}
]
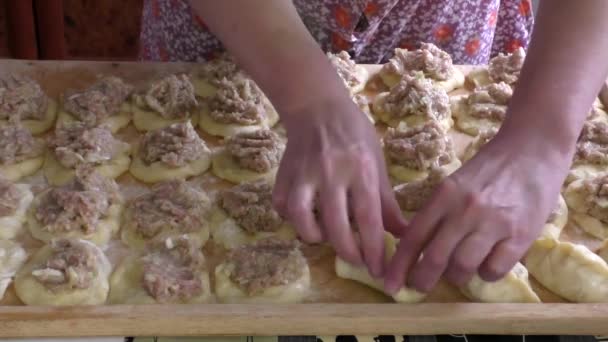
[{"left": 0, "top": 60, "right": 607, "bottom": 337}]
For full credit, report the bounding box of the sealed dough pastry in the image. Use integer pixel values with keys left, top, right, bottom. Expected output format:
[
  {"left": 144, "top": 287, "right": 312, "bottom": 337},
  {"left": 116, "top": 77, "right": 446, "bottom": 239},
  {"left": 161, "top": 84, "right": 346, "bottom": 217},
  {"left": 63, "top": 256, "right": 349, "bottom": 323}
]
[
  {"left": 121, "top": 180, "right": 210, "bottom": 250},
  {"left": 327, "top": 51, "right": 369, "bottom": 94},
  {"left": 212, "top": 129, "right": 285, "bottom": 184},
  {"left": 373, "top": 72, "right": 452, "bottom": 130},
  {"left": 57, "top": 76, "right": 133, "bottom": 133},
  {"left": 129, "top": 121, "right": 211, "bottom": 183},
  {"left": 525, "top": 238, "right": 608, "bottom": 302},
  {"left": 193, "top": 54, "right": 239, "bottom": 98},
  {"left": 379, "top": 43, "right": 464, "bottom": 92},
  {"left": 45, "top": 122, "right": 131, "bottom": 186},
  {"left": 460, "top": 262, "right": 540, "bottom": 303},
  {"left": 383, "top": 121, "right": 460, "bottom": 182},
  {"left": 599, "top": 240, "right": 608, "bottom": 263},
  {"left": 0, "top": 179, "right": 34, "bottom": 239},
  {"left": 132, "top": 74, "right": 200, "bottom": 131},
  {"left": 0, "top": 240, "right": 27, "bottom": 300},
  {"left": 336, "top": 232, "right": 426, "bottom": 303},
  {"left": 15, "top": 238, "right": 111, "bottom": 306},
  {"left": 461, "top": 127, "right": 498, "bottom": 162},
  {"left": 0, "top": 75, "right": 57, "bottom": 135},
  {"left": 0, "top": 124, "right": 45, "bottom": 181},
  {"left": 211, "top": 181, "right": 296, "bottom": 250},
  {"left": 452, "top": 82, "right": 513, "bottom": 136},
  {"left": 567, "top": 120, "right": 608, "bottom": 184},
  {"left": 199, "top": 74, "right": 279, "bottom": 137},
  {"left": 564, "top": 174, "right": 608, "bottom": 239},
  {"left": 539, "top": 194, "right": 568, "bottom": 240},
  {"left": 28, "top": 168, "right": 123, "bottom": 246},
  {"left": 465, "top": 47, "right": 525, "bottom": 88},
  {"left": 109, "top": 235, "right": 212, "bottom": 304},
  {"left": 215, "top": 238, "right": 310, "bottom": 303}
]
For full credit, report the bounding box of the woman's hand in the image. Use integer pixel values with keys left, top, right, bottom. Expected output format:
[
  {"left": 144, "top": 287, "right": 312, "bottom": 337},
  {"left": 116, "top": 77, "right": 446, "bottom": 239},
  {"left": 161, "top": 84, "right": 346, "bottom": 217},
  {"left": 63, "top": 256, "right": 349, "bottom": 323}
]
[
  {"left": 273, "top": 96, "right": 406, "bottom": 277},
  {"left": 384, "top": 128, "right": 574, "bottom": 293}
]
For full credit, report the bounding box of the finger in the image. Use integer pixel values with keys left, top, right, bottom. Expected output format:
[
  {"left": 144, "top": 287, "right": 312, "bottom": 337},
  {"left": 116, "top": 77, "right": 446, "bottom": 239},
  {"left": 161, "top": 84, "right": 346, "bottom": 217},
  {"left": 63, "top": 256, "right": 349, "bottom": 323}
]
[
  {"left": 286, "top": 183, "right": 323, "bottom": 244},
  {"left": 379, "top": 174, "right": 408, "bottom": 235},
  {"left": 272, "top": 161, "right": 294, "bottom": 216},
  {"left": 478, "top": 239, "right": 528, "bottom": 282},
  {"left": 443, "top": 231, "right": 501, "bottom": 286},
  {"left": 351, "top": 172, "right": 385, "bottom": 278},
  {"left": 320, "top": 185, "right": 363, "bottom": 265},
  {"left": 407, "top": 209, "right": 473, "bottom": 293}
]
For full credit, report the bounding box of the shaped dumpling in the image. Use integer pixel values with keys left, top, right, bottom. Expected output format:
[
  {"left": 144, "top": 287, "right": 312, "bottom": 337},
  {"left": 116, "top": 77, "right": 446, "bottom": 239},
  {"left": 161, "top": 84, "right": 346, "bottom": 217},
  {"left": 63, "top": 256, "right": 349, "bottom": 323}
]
[
  {"left": 539, "top": 194, "right": 569, "bottom": 240},
  {"left": 335, "top": 232, "right": 426, "bottom": 303},
  {"left": 460, "top": 262, "right": 540, "bottom": 303}
]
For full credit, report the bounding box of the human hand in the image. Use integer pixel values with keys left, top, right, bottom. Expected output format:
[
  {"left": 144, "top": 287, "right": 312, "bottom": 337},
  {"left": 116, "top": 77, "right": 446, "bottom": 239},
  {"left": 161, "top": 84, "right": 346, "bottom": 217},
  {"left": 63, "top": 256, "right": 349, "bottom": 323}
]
[
  {"left": 273, "top": 95, "right": 407, "bottom": 277},
  {"left": 384, "top": 128, "right": 573, "bottom": 293}
]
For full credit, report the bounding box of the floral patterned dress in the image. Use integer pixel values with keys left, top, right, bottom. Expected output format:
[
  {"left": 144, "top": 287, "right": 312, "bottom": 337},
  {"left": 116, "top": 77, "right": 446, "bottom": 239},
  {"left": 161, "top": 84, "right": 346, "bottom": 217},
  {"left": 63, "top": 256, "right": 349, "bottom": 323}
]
[{"left": 139, "top": 0, "right": 534, "bottom": 64}]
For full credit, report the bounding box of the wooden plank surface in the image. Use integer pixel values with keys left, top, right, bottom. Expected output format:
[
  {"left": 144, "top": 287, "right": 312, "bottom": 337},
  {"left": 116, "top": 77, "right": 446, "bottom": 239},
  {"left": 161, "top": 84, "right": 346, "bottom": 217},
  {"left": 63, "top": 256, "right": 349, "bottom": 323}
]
[{"left": 0, "top": 59, "right": 606, "bottom": 337}]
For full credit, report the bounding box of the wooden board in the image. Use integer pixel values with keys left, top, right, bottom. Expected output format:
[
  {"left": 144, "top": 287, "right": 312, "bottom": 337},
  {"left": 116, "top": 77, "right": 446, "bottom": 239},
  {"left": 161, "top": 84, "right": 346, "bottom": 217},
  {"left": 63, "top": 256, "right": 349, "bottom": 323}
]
[{"left": 0, "top": 60, "right": 606, "bottom": 337}]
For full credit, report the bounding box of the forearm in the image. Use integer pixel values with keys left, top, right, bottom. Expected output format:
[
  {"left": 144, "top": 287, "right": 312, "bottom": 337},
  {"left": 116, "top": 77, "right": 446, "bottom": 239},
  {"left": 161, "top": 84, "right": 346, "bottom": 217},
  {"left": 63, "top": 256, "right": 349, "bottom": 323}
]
[
  {"left": 502, "top": 0, "right": 608, "bottom": 155},
  {"left": 189, "top": 0, "right": 349, "bottom": 118}
]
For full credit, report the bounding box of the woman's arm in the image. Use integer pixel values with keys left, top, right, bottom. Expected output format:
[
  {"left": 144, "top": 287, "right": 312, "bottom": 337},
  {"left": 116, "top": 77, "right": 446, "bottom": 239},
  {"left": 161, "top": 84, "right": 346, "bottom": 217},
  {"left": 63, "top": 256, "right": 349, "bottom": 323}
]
[
  {"left": 386, "top": 0, "right": 608, "bottom": 293},
  {"left": 190, "top": 0, "right": 407, "bottom": 277}
]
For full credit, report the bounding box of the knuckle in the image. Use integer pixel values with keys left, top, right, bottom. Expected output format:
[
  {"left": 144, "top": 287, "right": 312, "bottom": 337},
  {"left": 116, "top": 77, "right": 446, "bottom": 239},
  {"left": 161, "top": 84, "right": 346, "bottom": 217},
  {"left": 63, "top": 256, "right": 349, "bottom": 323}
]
[
  {"left": 286, "top": 200, "right": 309, "bottom": 219},
  {"left": 422, "top": 250, "right": 447, "bottom": 269},
  {"left": 451, "top": 255, "right": 478, "bottom": 274}
]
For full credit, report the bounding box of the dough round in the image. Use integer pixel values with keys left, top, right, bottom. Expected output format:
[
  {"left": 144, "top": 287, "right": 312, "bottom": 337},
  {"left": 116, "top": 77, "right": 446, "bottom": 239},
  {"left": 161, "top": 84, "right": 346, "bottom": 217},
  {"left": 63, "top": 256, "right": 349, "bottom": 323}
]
[
  {"left": 348, "top": 66, "right": 370, "bottom": 94},
  {"left": 56, "top": 102, "right": 132, "bottom": 133},
  {"left": 27, "top": 189, "right": 123, "bottom": 246},
  {"left": 372, "top": 92, "right": 453, "bottom": 130},
  {"left": 567, "top": 164, "right": 605, "bottom": 185},
  {"left": 214, "top": 260, "right": 310, "bottom": 304},
  {"left": 0, "top": 155, "right": 44, "bottom": 182},
  {"left": 0, "top": 99, "right": 58, "bottom": 135},
  {"left": 44, "top": 148, "right": 131, "bottom": 187},
  {"left": 209, "top": 207, "right": 296, "bottom": 250},
  {"left": 0, "top": 240, "right": 27, "bottom": 300},
  {"left": 132, "top": 106, "right": 200, "bottom": 132},
  {"left": 0, "top": 183, "right": 34, "bottom": 240},
  {"left": 14, "top": 239, "right": 111, "bottom": 306},
  {"left": 198, "top": 104, "right": 280, "bottom": 138},
  {"left": 452, "top": 98, "right": 501, "bottom": 137},
  {"left": 211, "top": 148, "right": 278, "bottom": 184},
  {"left": 388, "top": 158, "right": 461, "bottom": 183},
  {"left": 108, "top": 254, "right": 212, "bottom": 304},
  {"left": 564, "top": 178, "right": 608, "bottom": 239},
  {"left": 129, "top": 149, "right": 211, "bottom": 184}
]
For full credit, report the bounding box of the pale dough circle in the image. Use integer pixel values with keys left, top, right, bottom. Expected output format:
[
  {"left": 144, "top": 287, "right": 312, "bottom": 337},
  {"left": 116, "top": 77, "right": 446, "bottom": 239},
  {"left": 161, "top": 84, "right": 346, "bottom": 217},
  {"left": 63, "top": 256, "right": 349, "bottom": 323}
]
[
  {"left": 43, "top": 148, "right": 132, "bottom": 187},
  {"left": 0, "top": 155, "right": 44, "bottom": 182},
  {"left": 132, "top": 106, "right": 200, "bottom": 132},
  {"left": 0, "top": 183, "right": 34, "bottom": 240},
  {"left": 388, "top": 158, "right": 461, "bottom": 183},
  {"left": 56, "top": 102, "right": 132, "bottom": 133},
  {"left": 129, "top": 148, "right": 211, "bottom": 184},
  {"left": 452, "top": 97, "right": 502, "bottom": 137},
  {"left": 0, "top": 240, "right": 27, "bottom": 300},
  {"left": 209, "top": 207, "right": 296, "bottom": 250},
  {"left": 192, "top": 78, "right": 218, "bottom": 99},
  {"left": 211, "top": 148, "right": 278, "bottom": 184},
  {"left": 108, "top": 254, "right": 212, "bottom": 304},
  {"left": 14, "top": 240, "right": 111, "bottom": 306},
  {"left": 380, "top": 68, "right": 465, "bottom": 92},
  {"left": 0, "top": 99, "right": 58, "bottom": 135},
  {"left": 214, "top": 260, "right": 310, "bottom": 304},
  {"left": 27, "top": 189, "right": 124, "bottom": 246},
  {"left": 372, "top": 92, "right": 453, "bottom": 130},
  {"left": 198, "top": 104, "right": 280, "bottom": 138},
  {"left": 564, "top": 178, "right": 608, "bottom": 240}
]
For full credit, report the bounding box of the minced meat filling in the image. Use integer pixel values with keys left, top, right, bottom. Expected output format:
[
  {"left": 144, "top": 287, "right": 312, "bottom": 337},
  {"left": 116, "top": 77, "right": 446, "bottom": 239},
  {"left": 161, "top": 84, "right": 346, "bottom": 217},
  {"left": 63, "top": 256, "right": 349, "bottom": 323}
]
[
  {"left": 35, "top": 168, "right": 118, "bottom": 234},
  {"left": 139, "top": 121, "right": 207, "bottom": 168},
  {"left": 394, "top": 168, "right": 445, "bottom": 212},
  {"left": 226, "top": 129, "right": 284, "bottom": 173},
  {"left": 31, "top": 239, "right": 97, "bottom": 291},
  {"left": 142, "top": 74, "right": 198, "bottom": 119},
  {"left": 0, "top": 75, "right": 49, "bottom": 121},
  {"left": 0, "top": 124, "right": 43, "bottom": 165},
  {"left": 384, "top": 121, "right": 454, "bottom": 171},
  {"left": 466, "top": 82, "right": 512, "bottom": 121},
  {"left": 0, "top": 177, "right": 21, "bottom": 217},
  {"left": 383, "top": 43, "right": 453, "bottom": 81},
  {"left": 328, "top": 51, "right": 364, "bottom": 90},
  {"left": 582, "top": 175, "right": 608, "bottom": 222},
  {"left": 63, "top": 76, "right": 133, "bottom": 126},
  {"left": 488, "top": 47, "right": 525, "bottom": 85},
  {"left": 142, "top": 235, "right": 205, "bottom": 302},
  {"left": 219, "top": 181, "right": 283, "bottom": 234},
  {"left": 463, "top": 127, "right": 498, "bottom": 161},
  {"left": 50, "top": 123, "right": 129, "bottom": 168},
  {"left": 380, "top": 73, "right": 450, "bottom": 121},
  {"left": 131, "top": 180, "right": 208, "bottom": 239},
  {"left": 575, "top": 121, "right": 608, "bottom": 165},
  {"left": 199, "top": 54, "right": 239, "bottom": 83},
  {"left": 207, "top": 75, "right": 266, "bottom": 125},
  {"left": 228, "top": 238, "right": 306, "bottom": 295}
]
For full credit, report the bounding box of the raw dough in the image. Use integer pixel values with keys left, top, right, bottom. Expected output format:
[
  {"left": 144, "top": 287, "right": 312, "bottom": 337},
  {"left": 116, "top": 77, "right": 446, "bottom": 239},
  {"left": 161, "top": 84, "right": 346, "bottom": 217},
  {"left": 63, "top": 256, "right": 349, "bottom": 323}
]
[
  {"left": 211, "top": 148, "right": 278, "bottom": 184},
  {"left": 199, "top": 103, "right": 280, "bottom": 138},
  {"left": 452, "top": 82, "right": 512, "bottom": 136},
  {"left": 132, "top": 106, "right": 200, "bottom": 132},
  {"left": 335, "top": 232, "right": 427, "bottom": 303},
  {"left": 564, "top": 176, "right": 608, "bottom": 239},
  {"left": 14, "top": 239, "right": 112, "bottom": 306},
  {"left": 327, "top": 51, "right": 370, "bottom": 94},
  {"left": 599, "top": 240, "right": 608, "bottom": 263},
  {"left": 0, "top": 99, "right": 58, "bottom": 135},
  {"left": 0, "top": 155, "right": 44, "bottom": 182},
  {"left": 461, "top": 127, "right": 498, "bottom": 162},
  {"left": 0, "top": 183, "right": 34, "bottom": 240},
  {"left": 525, "top": 238, "right": 608, "bottom": 302},
  {"left": 460, "top": 262, "right": 540, "bottom": 303},
  {"left": 539, "top": 194, "right": 568, "bottom": 240},
  {"left": 56, "top": 102, "right": 132, "bottom": 134},
  {"left": 0, "top": 240, "right": 27, "bottom": 300}
]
